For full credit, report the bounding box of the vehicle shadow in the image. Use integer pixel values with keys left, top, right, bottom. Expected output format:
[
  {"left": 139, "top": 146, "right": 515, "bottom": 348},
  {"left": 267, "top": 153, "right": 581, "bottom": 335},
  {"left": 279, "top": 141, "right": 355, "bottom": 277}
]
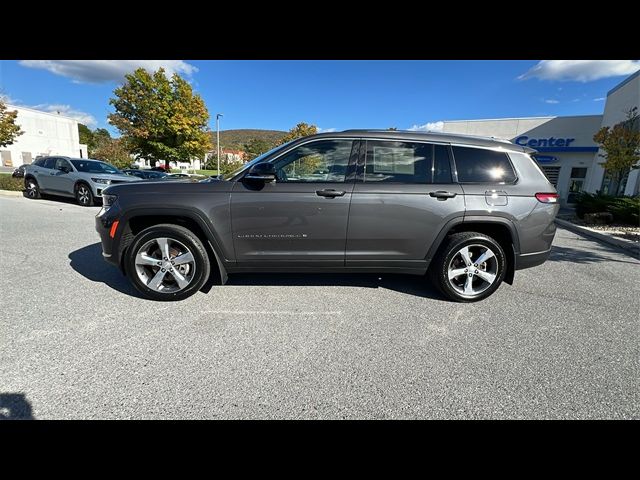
[
  {"left": 0, "top": 393, "right": 35, "bottom": 420},
  {"left": 223, "top": 272, "right": 446, "bottom": 300},
  {"left": 22, "top": 191, "right": 102, "bottom": 207},
  {"left": 68, "top": 243, "right": 143, "bottom": 298},
  {"left": 549, "top": 245, "right": 639, "bottom": 264},
  {"left": 71, "top": 243, "right": 445, "bottom": 300}
]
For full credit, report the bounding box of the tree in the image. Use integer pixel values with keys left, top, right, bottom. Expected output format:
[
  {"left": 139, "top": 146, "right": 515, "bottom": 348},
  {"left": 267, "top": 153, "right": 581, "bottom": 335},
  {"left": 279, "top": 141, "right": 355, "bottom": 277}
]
[
  {"left": 78, "top": 123, "right": 94, "bottom": 150},
  {"left": 0, "top": 99, "right": 23, "bottom": 147},
  {"left": 108, "top": 68, "right": 212, "bottom": 164},
  {"left": 91, "top": 138, "right": 133, "bottom": 170},
  {"left": 594, "top": 107, "right": 640, "bottom": 196},
  {"left": 243, "top": 138, "right": 275, "bottom": 162},
  {"left": 277, "top": 122, "right": 318, "bottom": 145}
]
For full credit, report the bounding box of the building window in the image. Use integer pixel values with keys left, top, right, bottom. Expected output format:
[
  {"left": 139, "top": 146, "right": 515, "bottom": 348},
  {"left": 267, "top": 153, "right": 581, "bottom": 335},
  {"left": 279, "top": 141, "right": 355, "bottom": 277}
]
[
  {"left": 22, "top": 152, "right": 33, "bottom": 164},
  {"left": 1, "top": 150, "right": 12, "bottom": 167}
]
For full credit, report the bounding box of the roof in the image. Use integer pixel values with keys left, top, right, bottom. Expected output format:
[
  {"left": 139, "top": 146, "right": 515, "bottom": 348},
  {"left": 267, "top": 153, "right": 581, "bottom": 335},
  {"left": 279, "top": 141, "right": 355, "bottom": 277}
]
[
  {"left": 299, "top": 129, "right": 529, "bottom": 153},
  {"left": 607, "top": 69, "right": 640, "bottom": 97},
  {"left": 6, "top": 103, "right": 80, "bottom": 123}
]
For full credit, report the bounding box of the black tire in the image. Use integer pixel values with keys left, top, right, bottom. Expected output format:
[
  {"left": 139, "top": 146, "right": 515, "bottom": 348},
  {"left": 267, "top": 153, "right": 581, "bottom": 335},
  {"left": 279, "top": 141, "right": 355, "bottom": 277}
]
[
  {"left": 429, "top": 231, "right": 506, "bottom": 303},
  {"left": 75, "top": 182, "right": 94, "bottom": 206},
  {"left": 125, "top": 224, "right": 211, "bottom": 301},
  {"left": 24, "top": 177, "right": 40, "bottom": 199}
]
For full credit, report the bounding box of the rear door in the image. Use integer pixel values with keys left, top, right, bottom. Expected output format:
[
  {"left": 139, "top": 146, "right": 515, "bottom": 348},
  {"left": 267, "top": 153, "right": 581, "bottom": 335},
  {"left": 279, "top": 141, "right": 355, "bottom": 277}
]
[
  {"left": 345, "top": 139, "right": 464, "bottom": 269},
  {"left": 37, "top": 157, "right": 58, "bottom": 190}
]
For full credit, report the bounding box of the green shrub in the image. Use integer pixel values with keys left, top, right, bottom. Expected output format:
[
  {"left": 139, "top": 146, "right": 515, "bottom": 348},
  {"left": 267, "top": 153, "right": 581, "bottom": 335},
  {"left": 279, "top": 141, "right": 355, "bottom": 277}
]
[
  {"left": 575, "top": 192, "right": 639, "bottom": 225},
  {"left": 0, "top": 174, "right": 24, "bottom": 191}
]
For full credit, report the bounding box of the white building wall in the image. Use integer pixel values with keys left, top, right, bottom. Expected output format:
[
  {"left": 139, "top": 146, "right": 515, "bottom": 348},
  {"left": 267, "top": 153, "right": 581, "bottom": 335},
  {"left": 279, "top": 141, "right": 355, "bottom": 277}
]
[
  {"left": 0, "top": 105, "right": 84, "bottom": 167},
  {"left": 586, "top": 70, "right": 640, "bottom": 196}
]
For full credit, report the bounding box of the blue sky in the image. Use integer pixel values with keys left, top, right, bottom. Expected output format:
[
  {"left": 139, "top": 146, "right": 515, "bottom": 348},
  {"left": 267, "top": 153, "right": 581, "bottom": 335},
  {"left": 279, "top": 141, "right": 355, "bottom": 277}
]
[{"left": 1, "top": 60, "right": 638, "bottom": 135}]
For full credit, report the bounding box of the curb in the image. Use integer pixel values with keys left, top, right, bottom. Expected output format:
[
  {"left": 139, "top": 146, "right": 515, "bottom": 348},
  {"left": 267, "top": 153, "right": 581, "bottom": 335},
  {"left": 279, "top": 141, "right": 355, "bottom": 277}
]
[
  {"left": 0, "top": 189, "right": 24, "bottom": 197},
  {"left": 555, "top": 218, "right": 639, "bottom": 257}
]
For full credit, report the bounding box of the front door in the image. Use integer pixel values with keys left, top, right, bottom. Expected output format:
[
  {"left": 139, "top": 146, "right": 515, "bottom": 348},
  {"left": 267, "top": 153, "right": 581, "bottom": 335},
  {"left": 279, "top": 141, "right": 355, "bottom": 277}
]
[
  {"left": 230, "top": 139, "right": 358, "bottom": 267},
  {"left": 48, "top": 158, "right": 75, "bottom": 193},
  {"left": 346, "top": 139, "right": 464, "bottom": 268}
]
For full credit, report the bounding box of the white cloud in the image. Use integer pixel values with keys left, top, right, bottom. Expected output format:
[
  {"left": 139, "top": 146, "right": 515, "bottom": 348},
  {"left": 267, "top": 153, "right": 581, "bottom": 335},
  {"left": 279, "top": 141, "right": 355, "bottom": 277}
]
[
  {"left": 519, "top": 60, "right": 640, "bottom": 82},
  {"left": 33, "top": 103, "right": 97, "bottom": 127},
  {"left": 593, "top": 97, "right": 606, "bottom": 101},
  {"left": 19, "top": 60, "right": 198, "bottom": 84},
  {"left": 408, "top": 121, "right": 444, "bottom": 132},
  {"left": 317, "top": 127, "right": 337, "bottom": 133},
  {"left": 544, "top": 99, "right": 560, "bottom": 104}
]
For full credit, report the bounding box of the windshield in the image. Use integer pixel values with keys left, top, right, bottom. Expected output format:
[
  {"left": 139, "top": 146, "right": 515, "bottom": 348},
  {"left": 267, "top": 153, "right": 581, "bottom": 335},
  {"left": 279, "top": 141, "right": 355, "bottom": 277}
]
[
  {"left": 70, "top": 160, "right": 121, "bottom": 174},
  {"left": 222, "top": 141, "right": 296, "bottom": 180}
]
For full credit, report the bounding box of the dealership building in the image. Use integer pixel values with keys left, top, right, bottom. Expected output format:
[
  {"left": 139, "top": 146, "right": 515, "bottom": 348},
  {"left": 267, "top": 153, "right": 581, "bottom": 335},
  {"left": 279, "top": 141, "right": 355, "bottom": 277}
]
[
  {"left": 441, "top": 70, "right": 640, "bottom": 206},
  {"left": 0, "top": 104, "right": 88, "bottom": 168}
]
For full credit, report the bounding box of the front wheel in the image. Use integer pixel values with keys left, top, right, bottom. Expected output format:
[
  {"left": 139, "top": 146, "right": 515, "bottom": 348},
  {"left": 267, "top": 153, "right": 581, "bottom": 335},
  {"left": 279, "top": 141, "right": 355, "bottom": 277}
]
[
  {"left": 75, "top": 183, "right": 95, "bottom": 206},
  {"left": 125, "top": 224, "right": 211, "bottom": 301},
  {"left": 429, "top": 232, "right": 506, "bottom": 302}
]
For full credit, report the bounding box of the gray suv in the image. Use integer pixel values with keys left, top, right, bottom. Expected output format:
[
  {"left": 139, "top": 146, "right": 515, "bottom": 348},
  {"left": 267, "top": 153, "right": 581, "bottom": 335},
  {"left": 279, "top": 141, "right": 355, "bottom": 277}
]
[
  {"left": 24, "top": 156, "right": 140, "bottom": 206},
  {"left": 96, "top": 130, "right": 559, "bottom": 302}
]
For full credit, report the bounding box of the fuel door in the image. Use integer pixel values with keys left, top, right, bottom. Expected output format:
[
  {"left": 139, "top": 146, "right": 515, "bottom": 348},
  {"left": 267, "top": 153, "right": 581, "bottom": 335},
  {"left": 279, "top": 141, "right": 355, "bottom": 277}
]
[{"left": 485, "top": 190, "right": 508, "bottom": 207}]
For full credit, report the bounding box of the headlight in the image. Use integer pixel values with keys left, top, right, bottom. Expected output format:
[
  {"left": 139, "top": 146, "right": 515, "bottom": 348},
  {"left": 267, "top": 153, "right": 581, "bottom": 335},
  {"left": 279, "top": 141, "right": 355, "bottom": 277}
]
[
  {"left": 102, "top": 193, "right": 118, "bottom": 208},
  {"left": 92, "top": 177, "right": 111, "bottom": 184}
]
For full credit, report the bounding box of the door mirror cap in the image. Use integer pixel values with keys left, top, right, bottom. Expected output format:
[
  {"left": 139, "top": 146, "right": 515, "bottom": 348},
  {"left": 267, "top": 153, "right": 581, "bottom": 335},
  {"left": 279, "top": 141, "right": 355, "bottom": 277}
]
[
  {"left": 245, "top": 163, "right": 276, "bottom": 183},
  {"left": 58, "top": 165, "right": 71, "bottom": 173}
]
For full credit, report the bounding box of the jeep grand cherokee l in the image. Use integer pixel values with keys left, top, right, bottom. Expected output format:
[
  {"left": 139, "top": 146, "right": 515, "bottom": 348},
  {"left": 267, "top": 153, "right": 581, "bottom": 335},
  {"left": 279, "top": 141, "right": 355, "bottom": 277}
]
[{"left": 96, "top": 130, "right": 559, "bottom": 302}]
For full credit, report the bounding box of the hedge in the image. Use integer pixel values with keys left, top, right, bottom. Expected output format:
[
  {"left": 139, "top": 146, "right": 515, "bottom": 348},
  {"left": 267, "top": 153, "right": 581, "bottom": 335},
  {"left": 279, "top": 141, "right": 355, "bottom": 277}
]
[
  {"left": 575, "top": 192, "right": 640, "bottom": 225},
  {"left": 0, "top": 174, "right": 24, "bottom": 191}
]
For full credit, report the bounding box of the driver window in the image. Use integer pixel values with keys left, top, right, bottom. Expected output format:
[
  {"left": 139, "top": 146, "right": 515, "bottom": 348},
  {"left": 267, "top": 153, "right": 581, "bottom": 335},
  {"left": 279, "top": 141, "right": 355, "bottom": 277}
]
[
  {"left": 273, "top": 140, "right": 353, "bottom": 183},
  {"left": 54, "top": 158, "right": 72, "bottom": 172}
]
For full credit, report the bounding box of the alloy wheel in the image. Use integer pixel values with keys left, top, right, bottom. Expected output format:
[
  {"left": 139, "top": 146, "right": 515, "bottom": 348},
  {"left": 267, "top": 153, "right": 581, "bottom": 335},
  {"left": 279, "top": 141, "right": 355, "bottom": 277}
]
[
  {"left": 77, "top": 185, "right": 90, "bottom": 205},
  {"left": 447, "top": 244, "right": 498, "bottom": 296},
  {"left": 134, "top": 237, "right": 196, "bottom": 293}
]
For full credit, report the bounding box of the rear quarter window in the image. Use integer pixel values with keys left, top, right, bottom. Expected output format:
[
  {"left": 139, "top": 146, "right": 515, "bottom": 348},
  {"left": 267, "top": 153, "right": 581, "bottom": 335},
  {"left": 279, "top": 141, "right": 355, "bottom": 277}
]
[{"left": 452, "top": 146, "right": 517, "bottom": 183}]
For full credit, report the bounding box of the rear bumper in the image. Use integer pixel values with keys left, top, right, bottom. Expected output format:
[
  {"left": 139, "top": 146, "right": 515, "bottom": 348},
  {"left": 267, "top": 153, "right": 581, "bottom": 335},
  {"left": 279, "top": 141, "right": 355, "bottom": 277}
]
[
  {"left": 515, "top": 248, "right": 551, "bottom": 270},
  {"left": 95, "top": 206, "right": 120, "bottom": 267}
]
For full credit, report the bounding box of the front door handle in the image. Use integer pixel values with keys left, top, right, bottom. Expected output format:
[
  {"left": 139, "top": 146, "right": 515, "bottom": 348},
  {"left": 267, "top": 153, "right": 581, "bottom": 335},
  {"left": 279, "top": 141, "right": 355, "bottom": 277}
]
[
  {"left": 429, "top": 190, "right": 457, "bottom": 199},
  {"left": 316, "top": 189, "right": 346, "bottom": 198}
]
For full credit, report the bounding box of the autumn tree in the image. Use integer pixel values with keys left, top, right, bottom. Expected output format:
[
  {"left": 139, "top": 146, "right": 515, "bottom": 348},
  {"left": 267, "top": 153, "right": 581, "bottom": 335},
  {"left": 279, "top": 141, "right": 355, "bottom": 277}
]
[
  {"left": 277, "top": 122, "right": 318, "bottom": 145},
  {"left": 108, "top": 68, "right": 212, "bottom": 165},
  {"left": 243, "top": 138, "right": 276, "bottom": 162},
  {"left": 594, "top": 107, "right": 640, "bottom": 196},
  {"left": 91, "top": 138, "right": 134, "bottom": 170},
  {"left": 0, "top": 99, "right": 23, "bottom": 147}
]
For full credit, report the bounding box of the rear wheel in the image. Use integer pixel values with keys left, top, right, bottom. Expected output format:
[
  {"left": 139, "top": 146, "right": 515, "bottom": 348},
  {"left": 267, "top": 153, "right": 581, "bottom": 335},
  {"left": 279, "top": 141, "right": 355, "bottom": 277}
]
[
  {"left": 25, "top": 178, "right": 40, "bottom": 199},
  {"left": 429, "top": 232, "right": 506, "bottom": 302},
  {"left": 125, "top": 224, "right": 210, "bottom": 301},
  {"left": 75, "top": 182, "right": 94, "bottom": 206}
]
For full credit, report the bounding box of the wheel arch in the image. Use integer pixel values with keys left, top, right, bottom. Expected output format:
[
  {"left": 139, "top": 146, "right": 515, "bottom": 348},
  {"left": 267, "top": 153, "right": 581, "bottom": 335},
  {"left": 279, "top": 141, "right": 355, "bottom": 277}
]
[
  {"left": 427, "top": 216, "right": 519, "bottom": 285},
  {"left": 118, "top": 209, "right": 228, "bottom": 285}
]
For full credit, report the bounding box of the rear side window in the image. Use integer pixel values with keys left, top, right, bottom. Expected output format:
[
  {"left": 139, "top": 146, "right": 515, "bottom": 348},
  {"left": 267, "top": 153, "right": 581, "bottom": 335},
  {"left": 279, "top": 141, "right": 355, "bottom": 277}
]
[
  {"left": 363, "top": 140, "right": 451, "bottom": 183},
  {"left": 452, "top": 146, "right": 517, "bottom": 183},
  {"left": 43, "top": 158, "right": 57, "bottom": 169},
  {"left": 33, "top": 158, "right": 45, "bottom": 167}
]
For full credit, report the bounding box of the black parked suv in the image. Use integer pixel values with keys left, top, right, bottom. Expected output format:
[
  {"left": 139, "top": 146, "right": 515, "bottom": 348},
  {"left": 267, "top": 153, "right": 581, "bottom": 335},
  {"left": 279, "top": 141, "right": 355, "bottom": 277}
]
[{"left": 96, "top": 130, "right": 559, "bottom": 302}]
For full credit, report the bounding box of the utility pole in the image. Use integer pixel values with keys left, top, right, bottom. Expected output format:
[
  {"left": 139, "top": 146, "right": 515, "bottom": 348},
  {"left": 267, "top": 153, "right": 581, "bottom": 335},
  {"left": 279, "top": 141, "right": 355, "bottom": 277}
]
[{"left": 216, "top": 113, "right": 223, "bottom": 175}]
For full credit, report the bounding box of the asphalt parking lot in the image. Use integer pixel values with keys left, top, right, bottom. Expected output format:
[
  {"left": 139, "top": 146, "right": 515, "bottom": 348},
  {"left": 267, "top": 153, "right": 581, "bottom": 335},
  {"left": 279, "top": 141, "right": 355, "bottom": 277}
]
[{"left": 0, "top": 194, "right": 638, "bottom": 419}]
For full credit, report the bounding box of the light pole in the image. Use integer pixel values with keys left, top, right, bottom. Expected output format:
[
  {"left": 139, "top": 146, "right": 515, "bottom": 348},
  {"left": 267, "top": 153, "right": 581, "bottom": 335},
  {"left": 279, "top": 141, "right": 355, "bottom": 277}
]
[{"left": 216, "top": 113, "right": 223, "bottom": 175}]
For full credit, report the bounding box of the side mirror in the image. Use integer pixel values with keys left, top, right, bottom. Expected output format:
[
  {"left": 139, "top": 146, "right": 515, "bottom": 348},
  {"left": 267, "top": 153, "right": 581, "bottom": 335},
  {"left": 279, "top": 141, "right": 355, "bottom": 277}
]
[
  {"left": 58, "top": 165, "right": 71, "bottom": 174},
  {"left": 244, "top": 163, "right": 276, "bottom": 183}
]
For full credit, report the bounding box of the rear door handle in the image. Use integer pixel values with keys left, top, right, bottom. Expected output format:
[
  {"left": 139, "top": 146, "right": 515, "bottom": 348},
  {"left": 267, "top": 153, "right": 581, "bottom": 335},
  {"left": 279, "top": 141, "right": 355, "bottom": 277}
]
[
  {"left": 429, "top": 190, "right": 457, "bottom": 199},
  {"left": 316, "top": 189, "right": 346, "bottom": 198}
]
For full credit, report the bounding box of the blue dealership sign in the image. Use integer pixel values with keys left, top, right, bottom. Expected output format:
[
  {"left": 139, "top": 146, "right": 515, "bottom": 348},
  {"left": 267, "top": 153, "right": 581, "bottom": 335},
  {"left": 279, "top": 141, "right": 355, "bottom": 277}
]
[
  {"left": 534, "top": 155, "right": 557, "bottom": 164},
  {"left": 514, "top": 136, "right": 598, "bottom": 152}
]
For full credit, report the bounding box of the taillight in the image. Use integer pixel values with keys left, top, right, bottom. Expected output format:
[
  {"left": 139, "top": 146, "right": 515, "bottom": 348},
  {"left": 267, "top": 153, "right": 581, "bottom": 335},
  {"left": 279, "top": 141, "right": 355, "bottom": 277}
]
[
  {"left": 109, "top": 220, "right": 120, "bottom": 238},
  {"left": 535, "top": 193, "right": 560, "bottom": 203}
]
